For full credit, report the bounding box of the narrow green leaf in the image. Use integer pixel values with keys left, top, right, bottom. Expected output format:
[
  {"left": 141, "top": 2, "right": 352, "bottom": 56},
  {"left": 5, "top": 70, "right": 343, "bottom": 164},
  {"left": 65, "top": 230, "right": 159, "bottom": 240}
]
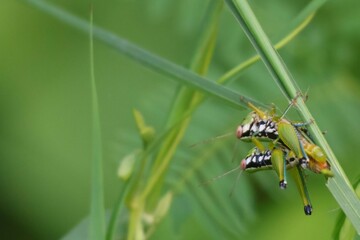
[
  {"left": 137, "top": 7, "right": 237, "bottom": 226},
  {"left": 89, "top": 7, "right": 105, "bottom": 240},
  {"left": 106, "top": 102, "right": 214, "bottom": 240},
  {"left": 225, "top": 0, "right": 297, "bottom": 99},
  {"left": 218, "top": 0, "right": 318, "bottom": 85},
  {"left": 334, "top": 178, "right": 360, "bottom": 239},
  {"left": 278, "top": 0, "right": 328, "bottom": 40},
  {"left": 190, "top": 0, "right": 224, "bottom": 74},
  {"left": 106, "top": 153, "right": 143, "bottom": 240},
  {"left": 226, "top": 0, "right": 360, "bottom": 233},
  {"left": 144, "top": 0, "right": 225, "bottom": 206}
]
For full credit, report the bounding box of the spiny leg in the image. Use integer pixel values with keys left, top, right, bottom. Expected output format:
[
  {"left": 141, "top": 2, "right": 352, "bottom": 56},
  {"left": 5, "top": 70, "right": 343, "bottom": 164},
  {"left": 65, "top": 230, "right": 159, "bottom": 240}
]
[
  {"left": 292, "top": 119, "right": 314, "bottom": 128},
  {"left": 297, "top": 131, "right": 311, "bottom": 169},
  {"left": 297, "top": 166, "right": 313, "bottom": 215},
  {"left": 289, "top": 166, "right": 312, "bottom": 215},
  {"left": 282, "top": 151, "right": 288, "bottom": 189}
]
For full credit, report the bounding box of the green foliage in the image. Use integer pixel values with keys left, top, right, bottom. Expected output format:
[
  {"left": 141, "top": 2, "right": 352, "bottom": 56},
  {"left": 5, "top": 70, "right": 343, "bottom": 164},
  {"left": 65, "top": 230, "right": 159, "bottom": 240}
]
[
  {"left": 1, "top": 0, "right": 360, "bottom": 239},
  {"left": 333, "top": 178, "right": 360, "bottom": 239},
  {"left": 89, "top": 8, "right": 106, "bottom": 240}
]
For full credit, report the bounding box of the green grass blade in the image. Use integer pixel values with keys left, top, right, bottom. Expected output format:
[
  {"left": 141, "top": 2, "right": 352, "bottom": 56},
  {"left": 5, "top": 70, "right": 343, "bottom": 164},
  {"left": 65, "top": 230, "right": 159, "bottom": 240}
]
[
  {"left": 226, "top": 0, "right": 360, "bottom": 233},
  {"left": 141, "top": 0, "right": 225, "bottom": 206},
  {"left": 89, "top": 7, "right": 105, "bottom": 240},
  {"left": 278, "top": 0, "right": 327, "bottom": 40},
  {"left": 225, "top": 0, "right": 297, "bottom": 99},
  {"left": 218, "top": 0, "right": 327, "bottom": 85},
  {"left": 105, "top": 153, "right": 143, "bottom": 240},
  {"left": 218, "top": 13, "right": 314, "bottom": 85},
  {"left": 333, "top": 178, "right": 360, "bottom": 239},
  {"left": 21, "top": 0, "right": 259, "bottom": 110},
  {"left": 190, "top": 0, "right": 223, "bottom": 74}
]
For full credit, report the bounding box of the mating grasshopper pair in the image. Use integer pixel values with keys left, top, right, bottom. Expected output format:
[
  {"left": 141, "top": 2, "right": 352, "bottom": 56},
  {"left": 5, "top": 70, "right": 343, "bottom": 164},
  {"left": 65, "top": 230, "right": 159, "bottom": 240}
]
[{"left": 236, "top": 101, "right": 333, "bottom": 215}]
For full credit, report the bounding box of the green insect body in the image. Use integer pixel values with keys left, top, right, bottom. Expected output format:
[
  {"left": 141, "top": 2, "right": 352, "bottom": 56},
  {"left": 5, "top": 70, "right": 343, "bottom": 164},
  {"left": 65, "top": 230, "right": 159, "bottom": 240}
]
[
  {"left": 236, "top": 102, "right": 333, "bottom": 175},
  {"left": 277, "top": 120, "right": 304, "bottom": 160},
  {"left": 234, "top": 99, "right": 334, "bottom": 215},
  {"left": 298, "top": 130, "right": 333, "bottom": 177},
  {"left": 237, "top": 103, "right": 308, "bottom": 161}
]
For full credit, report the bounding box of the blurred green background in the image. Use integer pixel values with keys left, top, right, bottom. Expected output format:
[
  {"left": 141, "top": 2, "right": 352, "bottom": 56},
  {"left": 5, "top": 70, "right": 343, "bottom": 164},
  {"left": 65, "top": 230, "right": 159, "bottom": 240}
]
[{"left": 1, "top": 0, "right": 360, "bottom": 239}]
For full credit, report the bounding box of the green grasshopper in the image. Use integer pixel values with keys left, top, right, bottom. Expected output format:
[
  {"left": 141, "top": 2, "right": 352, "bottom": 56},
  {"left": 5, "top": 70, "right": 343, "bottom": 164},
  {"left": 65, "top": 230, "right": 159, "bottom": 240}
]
[
  {"left": 236, "top": 102, "right": 308, "bottom": 165},
  {"left": 236, "top": 101, "right": 333, "bottom": 178}
]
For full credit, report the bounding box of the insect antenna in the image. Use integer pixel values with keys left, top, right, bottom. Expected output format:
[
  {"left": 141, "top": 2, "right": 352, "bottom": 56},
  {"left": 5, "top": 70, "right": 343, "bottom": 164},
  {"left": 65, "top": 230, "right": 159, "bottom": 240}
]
[
  {"left": 229, "top": 170, "right": 244, "bottom": 198},
  {"left": 189, "top": 132, "right": 233, "bottom": 148},
  {"left": 280, "top": 92, "right": 302, "bottom": 119},
  {"left": 199, "top": 165, "right": 241, "bottom": 187}
]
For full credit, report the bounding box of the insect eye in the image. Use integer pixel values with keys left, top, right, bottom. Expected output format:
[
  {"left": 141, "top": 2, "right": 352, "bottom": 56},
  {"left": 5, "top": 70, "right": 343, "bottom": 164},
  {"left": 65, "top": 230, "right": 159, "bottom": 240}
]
[
  {"left": 236, "top": 126, "right": 243, "bottom": 138},
  {"left": 240, "top": 159, "right": 247, "bottom": 170}
]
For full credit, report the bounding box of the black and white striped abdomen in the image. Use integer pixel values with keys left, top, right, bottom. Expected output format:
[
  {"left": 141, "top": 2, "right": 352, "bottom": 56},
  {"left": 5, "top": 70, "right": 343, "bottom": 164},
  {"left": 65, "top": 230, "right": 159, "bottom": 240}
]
[{"left": 242, "top": 149, "right": 272, "bottom": 170}]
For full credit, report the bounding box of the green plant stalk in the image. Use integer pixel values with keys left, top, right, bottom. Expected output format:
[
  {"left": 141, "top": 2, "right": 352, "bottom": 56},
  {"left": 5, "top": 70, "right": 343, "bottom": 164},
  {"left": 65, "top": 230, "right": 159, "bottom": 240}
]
[
  {"left": 145, "top": 0, "right": 223, "bottom": 200},
  {"left": 140, "top": 0, "right": 223, "bottom": 207},
  {"left": 89, "top": 8, "right": 105, "bottom": 240},
  {"left": 106, "top": 151, "right": 147, "bottom": 240},
  {"left": 110, "top": 106, "right": 204, "bottom": 237},
  {"left": 129, "top": 1, "right": 224, "bottom": 238},
  {"left": 333, "top": 178, "right": 360, "bottom": 239},
  {"left": 228, "top": 0, "right": 360, "bottom": 232},
  {"left": 105, "top": 178, "right": 132, "bottom": 240},
  {"left": 108, "top": 121, "right": 186, "bottom": 240},
  {"left": 127, "top": 196, "right": 144, "bottom": 240}
]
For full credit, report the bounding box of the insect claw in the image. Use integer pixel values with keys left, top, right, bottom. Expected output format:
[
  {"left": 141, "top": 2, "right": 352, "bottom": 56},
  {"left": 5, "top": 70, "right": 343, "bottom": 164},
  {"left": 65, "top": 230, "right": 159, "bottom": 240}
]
[
  {"left": 304, "top": 205, "right": 312, "bottom": 215},
  {"left": 290, "top": 92, "right": 302, "bottom": 106},
  {"left": 299, "top": 158, "right": 308, "bottom": 169},
  {"left": 279, "top": 180, "right": 287, "bottom": 189}
]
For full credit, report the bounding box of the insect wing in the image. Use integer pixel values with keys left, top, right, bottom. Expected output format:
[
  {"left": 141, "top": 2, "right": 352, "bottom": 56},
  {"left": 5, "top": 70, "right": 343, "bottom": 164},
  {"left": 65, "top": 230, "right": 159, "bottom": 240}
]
[{"left": 277, "top": 121, "right": 302, "bottom": 158}]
